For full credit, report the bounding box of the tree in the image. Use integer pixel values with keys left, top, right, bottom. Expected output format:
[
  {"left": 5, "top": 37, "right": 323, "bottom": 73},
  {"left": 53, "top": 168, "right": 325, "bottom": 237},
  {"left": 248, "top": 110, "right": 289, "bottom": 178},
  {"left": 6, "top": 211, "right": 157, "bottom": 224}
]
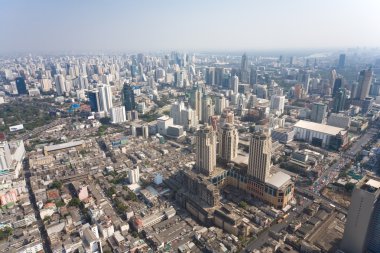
[
  {"left": 50, "top": 180, "right": 62, "bottom": 190},
  {"left": 55, "top": 199, "right": 65, "bottom": 207},
  {"left": 68, "top": 197, "right": 81, "bottom": 207},
  {"left": 0, "top": 227, "right": 13, "bottom": 241},
  {"left": 345, "top": 182, "right": 355, "bottom": 193},
  {"left": 239, "top": 201, "right": 248, "bottom": 209}
]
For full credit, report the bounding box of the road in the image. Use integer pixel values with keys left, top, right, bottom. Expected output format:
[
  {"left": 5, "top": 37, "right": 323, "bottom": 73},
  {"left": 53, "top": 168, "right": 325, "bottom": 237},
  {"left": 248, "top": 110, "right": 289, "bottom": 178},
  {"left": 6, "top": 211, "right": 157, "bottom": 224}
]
[
  {"left": 344, "top": 127, "right": 377, "bottom": 159},
  {"left": 23, "top": 159, "right": 52, "bottom": 253}
]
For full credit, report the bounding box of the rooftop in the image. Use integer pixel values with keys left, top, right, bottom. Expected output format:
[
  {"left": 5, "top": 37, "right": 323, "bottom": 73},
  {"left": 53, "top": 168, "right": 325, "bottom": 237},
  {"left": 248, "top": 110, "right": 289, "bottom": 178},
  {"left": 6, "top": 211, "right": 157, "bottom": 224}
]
[
  {"left": 294, "top": 120, "right": 345, "bottom": 135},
  {"left": 266, "top": 171, "right": 291, "bottom": 189},
  {"left": 44, "top": 140, "right": 84, "bottom": 152}
]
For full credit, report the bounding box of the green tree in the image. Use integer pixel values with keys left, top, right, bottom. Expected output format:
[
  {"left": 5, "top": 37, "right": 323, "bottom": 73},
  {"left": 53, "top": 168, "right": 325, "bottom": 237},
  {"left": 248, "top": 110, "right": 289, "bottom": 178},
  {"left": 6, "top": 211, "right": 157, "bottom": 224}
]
[
  {"left": 0, "top": 227, "right": 13, "bottom": 241},
  {"left": 68, "top": 197, "right": 81, "bottom": 207},
  {"left": 239, "top": 201, "right": 248, "bottom": 209},
  {"left": 50, "top": 180, "right": 62, "bottom": 190}
]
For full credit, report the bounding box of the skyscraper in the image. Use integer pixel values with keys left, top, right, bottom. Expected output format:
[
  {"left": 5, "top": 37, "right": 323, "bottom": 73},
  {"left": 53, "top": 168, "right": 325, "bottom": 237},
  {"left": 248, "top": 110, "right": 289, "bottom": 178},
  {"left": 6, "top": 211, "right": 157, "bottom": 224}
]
[
  {"left": 329, "top": 69, "right": 337, "bottom": 90},
  {"left": 248, "top": 129, "right": 272, "bottom": 182},
  {"left": 110, "top": 106, "right": 126, "bottom": 124},
  {"left": 196, "top": 125, "right": 217, "bottom": 176},
  {"left": 190, "top": 85, "right": 203, "bottom": 122},
  {"left": 232, "top": 75, "right": 239, "bottom": 94},
  {"left": 55, "top": 74, "right": 66, "bottom": 96},
  {"left": 88, "top": 90, "right": 101, "bottom": 112},
  {"left": 357, "top": 68, "right": 373, "bottom": 100},
  {"left": 310, "top": 102, "right": 327, "bottom": 124},
  {"left": 128, "top": 167, "right": 140, "bottom": 184},
  {"left": 0, "top": 140, "right": 12, "bottom": 171},
  {"left": 270, "top": 95, "right": 285, "bottom": 114},
  {"left": 332, "top": 88, "right": 347, "bottom": 113},
  {"left": 201, "top": 95, "right": 214, "bottom": 124},
  {"left": 218, "top": 123, "right": 238, "bottom": 162},
  {"left": 206, "top": 67, "right": 215, "bottom": 85},
  {"left": 15, "top": 77, "right": 27, "bottom": 95},
  {"left": 341, "top": 175, "right": 380, "bottom": 253},
  {"left": 332, "top": 77, "right": 343, "bottom": 97},
  {"left": 240, "top": 53, "right": 250, "bottom": 83},
  {"left": 338, "top": 54, "right": 346, "bottom": 68},
  {"left": 98, "top": 84, "right": 113, "bottom": 113},
  {"left": 215, "top": 95, "right": 226, "bottom": 115},
  {"left": 123, "top": 83, "right": 136, "bottom": 111}
]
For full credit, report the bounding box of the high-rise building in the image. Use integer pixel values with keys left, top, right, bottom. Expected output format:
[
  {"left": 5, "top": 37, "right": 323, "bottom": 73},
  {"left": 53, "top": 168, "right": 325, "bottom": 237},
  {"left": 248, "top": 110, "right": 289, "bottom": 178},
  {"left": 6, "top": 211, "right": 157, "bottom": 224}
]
[
  {"left": 196, "top": 125, "right": 217, "bottom": 176},
  {"left": 15, "top": 77, "right": 27, "bottom": 95},
  {"left": 142, "top": 125, "right": 149, "bottom": 138},
  {"left": 170, "top": 101, "right": 185, "bottom": 125},
  {"left": 332, "top": 77, "right": 343, "bottom": 97},
  {"left": 215, "top": 95, "right": 226, "bottom": 115},
  {"left": 128, "top": 167, "right": 140, "bottom": 184},
  {"left": 110, "top": 106, "right": 126, "bottom": 123},
  {"left": 329, "top": 69, "right": 337, "bottom": 89},
  {"left": 232, "top": 75, "right": 239, "bottom": 94},
  {"left": 40, "top": 78, "right": 52, "bottom": 92},
  {"left": 310, "top": 102, "right": 327, "bottom": 124},
  {"left": 190, "top": 85, "right": 203, "bottom": 123},
  {"left": 248, "top": 129, "right": 271, "bottom": 182},
  {"left": 270, "top": 95, "right": 285, "bottom": 114},
  {"left": 98, "top": 84, "right": 113, "bottom": 113},
  {"left": 218, "top": 123, "right": 238, "bottom": 162},
  {"left": 338, "top": 54, "right": 346, "bottom": 68},
  {"left": 206, "top": 67, "right": 215, "bottom": 85},
  {"left": 332, "top": 88, "right": 347, "bottom": 113},
  {"left": 341, "top": 175, "right": 380, "bottom": 253},
  {"left": 240, "top": 53, "right": 250, "bottom": 83},
  {"left": 87, "top": 90, "right": 101, "bottom": 112},
  {"left": 55, "top": 74, "right": 66, "bottom": 96},
  {"left": 201, "top": 95, "right": 214, "bottom": 123},
  {"left": 357, "top": 68, "right": 373, "bottom": 100},
  {"left": 0, "top": 140, "right": 12, "bottom": 171},
  {"left": 123, "top": 83, "right": 136, "bottom": 111}
]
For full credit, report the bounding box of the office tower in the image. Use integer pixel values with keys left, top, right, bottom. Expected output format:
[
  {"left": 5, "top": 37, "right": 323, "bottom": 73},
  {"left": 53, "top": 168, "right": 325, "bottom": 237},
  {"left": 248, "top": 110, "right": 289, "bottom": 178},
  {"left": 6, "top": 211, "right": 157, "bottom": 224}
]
[
  {"left": 250, "top": 68, "right": 257, "bottom": 85},
  {"left": 190, "top": 85, "right": 203, "bottom": 122},
  {"left": 248, "top": 129, "right": 272, "bottom": 182},
  {"left": 332, "top": 78, "right": 343, "bottom": 97},
  {"left": 256, "top": 84, "right": 268, "bottom": 99},
  {"left": 232, "top": 75, "right": 239, "bottom": 94},
  {"left": 180, "top": 106, "right": 197, "bottom": 130},
  {"left": 201, "top": 95, "right": 214, "bottom": 124},
  {"left": 206, "top": 67, "right": 215, "bottom": 85},
  {"left": 40, "top": 78, "right": 52, "bottom": 92},
  {"left": 122, "top": 83, "right": 136, "bottom": 111},
  {"left": 88, "top": 90, "right": 101, "bottom": 112},
  {"left": 357, "top": 68, "right": 373, "bottom": 100},
  {"left": 341, "top": 175, "right": 380, "bottom": 253},
  {"left": 215, "top": 95, "right": 226, "bottom": 115},
  {"left": 0, "top": 141, "right": 12, "bottom": 171},
  {"left": 310, "top": 102, "right": 327, "bottom": 124},
  {"left": 215, "top": 67, "right": 225, "bottom": 87},
  {"left": 98, "top": 84, "right": 113, "bottom": 113},
  {"left": 270, "top": 95, "right": 285, "bottom": 114},
  {"left": 329, "top": 69, "right": 337, "bottom": 89},
  {"left": 128, "top": 167, "right": 140, "bottom": 184},
  {"left": 240, "top": 53, "right": 250, "bottom": 83},
  {"left": 175, "top": 70, "right": 186, "bottom": 88},
  {"left": 332, "top": 88, "right": 347, "bottom": 113},
  {"left": 338, "top": 54, "right": 346, "bottom": 68},
  {"left": 142, "top": 125, "right": 149, "bottom": 138},
  {"left": 196, "top": 125, "right": 217, "bottom": 176},
  {"left": 15, "top": 77, "right": 27, "bottom": 95},
  {"left": 218, "top": 123, "right": 238, "bottom": 162},
  {"left": 170, "top": 101, "right": 185, "bottom": 125},
  {"left": 55, "top": 74, "right": 66, "bottom": 96},
  {"left": 110, "top": 106, "right": 126, "bottom": 124}
]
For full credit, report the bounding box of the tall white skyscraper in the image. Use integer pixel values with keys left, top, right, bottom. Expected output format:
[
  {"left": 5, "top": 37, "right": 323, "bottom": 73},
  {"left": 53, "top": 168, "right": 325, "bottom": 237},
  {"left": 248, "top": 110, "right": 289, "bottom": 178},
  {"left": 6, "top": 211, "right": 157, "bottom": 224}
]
[
  {"left": 196, "top": 125, "right": 217, "bottom": 176},
  {"left": 270, "top": 95, "right": 285, "bottom": 114},
  {"left": 248, "top": 129, "right": 272, "bottom": 182},
  {"left": 170, "top": 101, "right": 185, "bottom": 125},
  {"left": 218, "top": 123, "right": 238, "bottom": 162},
  {"left": 110, "top": 106, "right": 126, "bottom": 124},
  {"left": 98, "top": 84, "right": 113, "bottom": 113},
  {"left": 232, "top": 75, "right": 239, "bottom": 94},
  {"left": 190, "top": 86, "right": 203, "bottom": 123},
  {"left": 215, "top": 95, "right": 226, "bottom": 115},
  {"left": 0, "top": 141, "right": 12, "bottom": 171}
]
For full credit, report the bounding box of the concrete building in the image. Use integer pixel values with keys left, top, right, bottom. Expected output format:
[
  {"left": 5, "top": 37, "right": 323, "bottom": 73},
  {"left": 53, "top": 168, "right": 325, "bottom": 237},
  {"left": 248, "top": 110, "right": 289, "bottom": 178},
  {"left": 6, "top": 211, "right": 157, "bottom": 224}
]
[
  {"left": 142, "top": 125, "right": 149, "bottom": 138},
  {"left": 201, "top": 95, "right": 214, "bottom": 124},
  {"left": 0, "top": 140, "right": 12, "bottom": 171},
  {"left": 110, "top": 106, "right": 126, "bottom": 124},
  {"left": 293, "top": 120, "right": 348, "bottom": 149},
  {"left": 215, "top": 95, "right": 226, "bottom": 115},
  {"left": 196, "top": 125, "right": 217, "bottom": 176},
  {"left": 98, "top": 84, "right": 113, "bottom": 113},
  {"left": 248, "top": 129, "right": 272, "bottom": 182},
  {"left": 310, "top": 102, "right": 327, "bottom": 124},
  {"left": 271, "top": 128, "right": 295, "bottom": 144},
  {"left": 327, "top": 113, "right": 351, "bottom": 129},
  {"left": 128, "top": 167, "right": 140, "bottom": 184},
  {"left": 341, "top": 175, "right": 380, "bottom": 253},
  {"left": 218, "top": 123, "right": 238, "bottom": 162},
  {"left": 157, "top": 116, "right": 173, "bottom": 135},
  {"left": 270, "top": 95, "right": 285, "bottom": 114},
  {"left": 190, "top": 85, "right": 203, "bottom": 123},
  {"left": 357, "top": 68, "right": 373, "bottom": 100},
  {"left": 232, "top": 75, "right": 239, "bottom": 94}
]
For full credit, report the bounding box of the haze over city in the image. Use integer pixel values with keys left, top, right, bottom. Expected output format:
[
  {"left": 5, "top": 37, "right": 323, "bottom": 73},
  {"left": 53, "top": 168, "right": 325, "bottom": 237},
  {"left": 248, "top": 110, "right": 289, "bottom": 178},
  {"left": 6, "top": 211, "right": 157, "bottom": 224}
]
[{"left": 1, "top": 0, "right": 380, "bottom": 53}]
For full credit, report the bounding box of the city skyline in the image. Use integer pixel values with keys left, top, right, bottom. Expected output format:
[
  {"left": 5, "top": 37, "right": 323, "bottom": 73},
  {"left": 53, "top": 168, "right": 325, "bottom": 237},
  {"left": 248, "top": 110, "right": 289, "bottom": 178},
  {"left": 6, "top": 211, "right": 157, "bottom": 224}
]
[{"left": 1, "top": 0, "right": 380, "bottom": 53}]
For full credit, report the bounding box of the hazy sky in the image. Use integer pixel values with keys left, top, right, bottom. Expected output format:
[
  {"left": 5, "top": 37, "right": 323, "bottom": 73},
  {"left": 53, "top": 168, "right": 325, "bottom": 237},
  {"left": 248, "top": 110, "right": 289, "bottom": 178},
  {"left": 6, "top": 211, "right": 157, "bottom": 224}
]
[{"left": 1, "top": 0, "right": 379, "bottom": 53}]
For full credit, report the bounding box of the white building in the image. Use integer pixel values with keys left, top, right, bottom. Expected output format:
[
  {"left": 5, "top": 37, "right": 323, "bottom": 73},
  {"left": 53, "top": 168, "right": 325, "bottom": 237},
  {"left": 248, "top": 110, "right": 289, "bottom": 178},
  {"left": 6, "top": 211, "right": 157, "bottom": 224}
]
[
  {"left": 270, "top": 95, "right": 285, "bottom": 114},
  {"left": 110, "top": 106, "right": 126, "bottom": 124},
  {"left": 327, "top": 113, "right": 351, "bottom": 129},
  {"left": 157, "top": 116, "right": 173, "bottom": 135},
  {"left": 129, "top": 167, "right": 140, "bottom": 184},
  {"left": 98, "top": 84, "right": 113, "bottom": 114}
]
